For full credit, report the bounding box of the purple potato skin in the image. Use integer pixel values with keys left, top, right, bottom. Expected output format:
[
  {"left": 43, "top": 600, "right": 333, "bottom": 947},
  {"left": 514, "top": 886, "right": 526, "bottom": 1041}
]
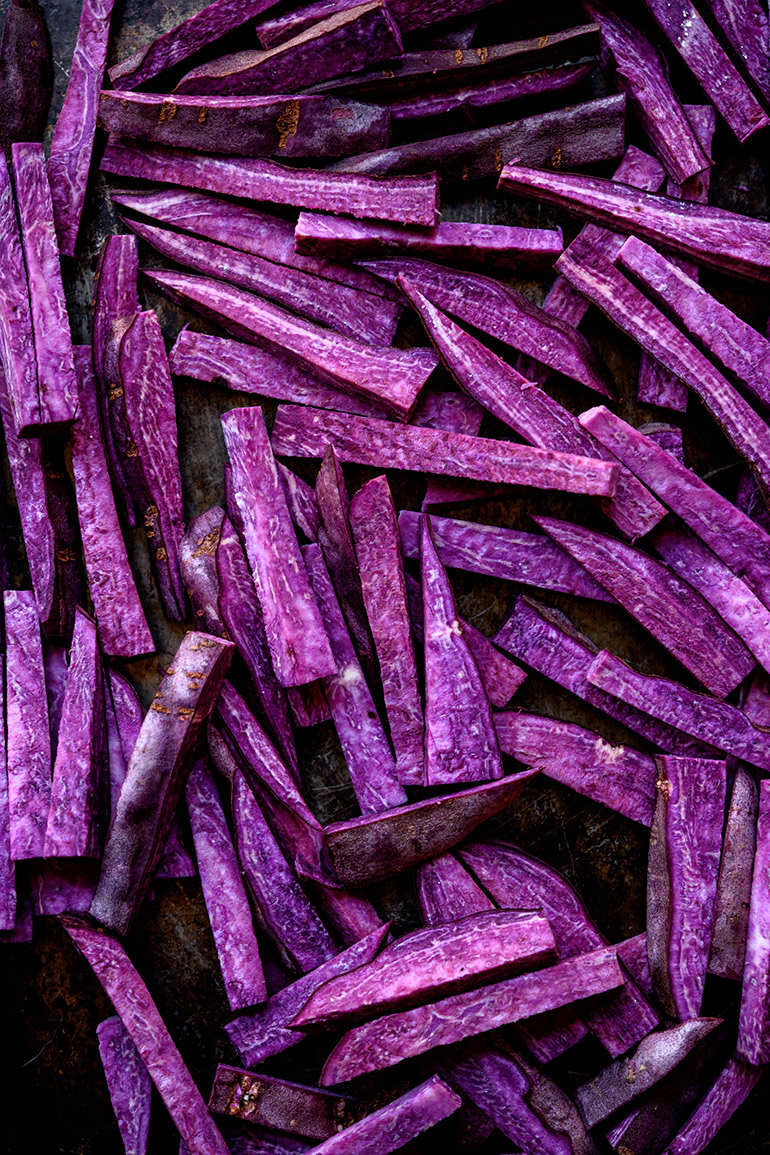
[
  {"left": 209, "top": 1065, "right": 355, "bottom": 1140},
  {"left": 0, "top": 0, "right": 52, "bottom": 151},
  {"left": 709, "top": 765, "right": 758, "bottom": 980}
]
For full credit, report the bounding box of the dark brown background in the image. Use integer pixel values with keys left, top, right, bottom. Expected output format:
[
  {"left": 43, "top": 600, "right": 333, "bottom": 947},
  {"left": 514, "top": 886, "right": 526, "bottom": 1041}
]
[{"left": 1, "top": 0, "right": 770, "bottom": 1151}]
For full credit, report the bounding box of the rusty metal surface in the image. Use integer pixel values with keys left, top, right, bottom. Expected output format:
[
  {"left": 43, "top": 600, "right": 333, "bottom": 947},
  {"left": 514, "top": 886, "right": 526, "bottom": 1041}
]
[{"left": 2, "top": 0, "right": 770, "bottom": 1152}]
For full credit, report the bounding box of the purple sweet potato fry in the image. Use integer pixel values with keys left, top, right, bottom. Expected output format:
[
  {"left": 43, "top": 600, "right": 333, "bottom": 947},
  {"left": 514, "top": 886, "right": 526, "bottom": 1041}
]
[
  {"left": 271, "top": 0, "right": 495, "bottom": 37},
  {"left": 296, "top": 866, "right": 383, "bottom": 948},
  {"left": 179, "top": 508, "right": 228, "bottom": 637},
  {"left": 664, "top": 1056, "right": 762, "bottom": 1155},
  {"left": 736, "top": 779, "right": 770, "bottom": 1063},
  {"left": 616, "top": 932, "right": 654, "bottom": 999},
  {"left": 225, "top": 924, "right": 390, "bottom": 1066},
  {"left": 47, "top": 0, "right": 116, "bottom": 256},
  {"left": 90, "top": 632, "right": 234, "bottom": 935},
  {"left": 31, "top": 858, "right": 99, "bottom": 915},
  {"left": 349, "top": 475, "right": 423, "bottom": 786},
  {"left": 99, "top": 90, "right": 390, "bottom": 157},
  {"left": 494, "top": 710, "right": 657, "bottom": 825},
  {"left": 185, "top": 757, "right": 267, "bottom": 1011},
  {"left": 5, "top": 591, "right": 51, "bottom": 861},
  {"left": 320, "top": 947, "right": 625, "bottom": 1084},
  {"left": 709, "top": 765, "right": 758, "bottom": 981},
  {"left": 96, "top": 1016, "right": 152, "bottom": 1155},
  {"left": 415, "top": 853, "right": 495, "bottom": 926},
  {"left": 101, "top": 139, "right": 440, "bottom": 226},
  {"left": 0, "top": 657, "right": 14, "bottom": 931},
  {"left": 209, "top": 1066, "right": 356, "bottom": 1139},
  {"left": 412, "top": 388, "right": 486, "bottom": 510},
  {"left": 324, "top": 769, "right": 538, "bottom": 888},
  {"left": 639, "top": 421, "right": 685, "bottom": 462},
  {"left": 0, "top": 0, "right": 52, "bottom": 151},
  {"left": 270, "top": 405, "right": 619, "bottom": 495},
  {"left": 222, "top": 407, "right": 335, "bottom": 688},
  {"left": 148, "top": 271, "right": 435, "bottom": 419},
  {"left": 700, "top": 0, "right": 769, "bottom": 100},
  {"left": 280, "top": 465, "right": 319, "bottom": 540},
  {"left": 61, "top": 915, "right": 231, "bottom": 1155},
  {"left": 0, "top": 158, "right": 41, "bottom": 436}
]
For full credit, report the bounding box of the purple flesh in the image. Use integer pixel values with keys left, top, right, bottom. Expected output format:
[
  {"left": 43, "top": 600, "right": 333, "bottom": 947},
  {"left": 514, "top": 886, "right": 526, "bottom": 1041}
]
[
  {"left": 0, "top": 134, "right": 40, "bottom": 435},
  {"left": 664, "top": 1056, "right": 762, "bottom": 1155},
  {"left": 271, "top": 405, "right": 619, "bottom": 495},
  {"left": 148, "top": 270, "right": 436, "bottom": 419},
  {"left": 0, "top": 656, "right": 13, "bottom": 930},
  {"left": 736, "top": 469, "right": 770, "bottom": 538},
  {"left": 185, "top": 758, "right": 266, "bottom": 1011},
  {"left": 324, "top": 769, "right": 538, "bottom": 888},
  {"left": 44, "top": 644, "right": 68, "bottom": 758},
  {"left": 280, "top": 465, "right": 320, "bottom": 540},
  {"left": 350, "top": 476, "right": 423, "bottom": 785},
  {"left": 176, "top": 2, "right": 402, "bottom": 97},
  {"left": 61, "top": 916, "right": 231, "bottom": 1155},
  {"left": 71, "top": 347, "right": 152, "bottom": 658},
  {"left": 413, "top": 387, "right": 485, "bottom": 510},
  {"left": 494, "top": 710, "right": 656, "bottom": 825},
  {"left": 44, "top": 610, "right": 106, "bottom": 859},
  {"left": 415, "top": 853, "right": 495, "bottom": 926},
  {"left": 709, "top": 764, "right": 758, "bottom": 981},
  {"left": 700, "top": 0, "right": 769, "bottom": 100},
  {"left": 364, "top": 256, "right": 613, "bottom": 398},
  {"left": 105, "top": 668, "right": 142, "bottom": 811},
  {"left": 99, "top": 90, "right": 390, "bottom": 157},
  {"left": 320, "top": 947, "right": 624, "bottom": 1084},
  {"left": 11, "top": 143, "right": 77, "bottom": 428},
  {"left": 47, "top": 0, "right": 116, "bottom": 256},
  {"left": 737, "top": 779, "right": 770, "bottom": 1063},
  {"left": 616, "top": 933, "right": 654, "bottom": 999},
  {"left": 640, "top": 0, "right": 767, "bottom": 142},
  {"left": 209, "top": 1066, "right": 355, "bottom": 1140},
  {"left": 32, "top": 859, "right": 98, "bottom": 915},
  {"left": 5, "top": 591, "right": 51, "bottom": 860},
  {"left": 97, "top": 1016, "right": 152, "bottom": 1155},
  {"left": 90, "top": 632, "right": 234, "bottom": 935},
  {"left": 225, "top": 924, "right": 389, "bottom": 1066},
  {"left": 421, "top": 516, "right": 502, "bottom": 786},
  {"left": 641, "top": 422, "right": 685, "bottom": 462},
  {"left": 0, "top": 0, "right": 52, "bottom": 150},
  {"left": 296, "top": 868, "right": 383, "bottom": 947},
  {"left": 535, "top": 514, "right": 753, "bottom": 699},
  {"left": 267, "top": 0, "right": 494, "bottom": 36},
  {"left": 500, "top": 163, "right": 770, "bottom": 284},
  {"left": 222, "top": 407, "right": 335, "bottom": 688},
  {"left": 329, "top": 95, "right": 626, "bottom": 180},
  {"left": 101, "top": 139, "right": 439, "bottom": 226}
]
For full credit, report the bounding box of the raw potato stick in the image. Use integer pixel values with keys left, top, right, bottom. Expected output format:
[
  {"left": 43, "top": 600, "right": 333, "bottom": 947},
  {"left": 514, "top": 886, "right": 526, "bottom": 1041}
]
[
  {"left": 616, "top": 932, "right": 655, "bottom": 999},
  {"left": 709, "top": 765, "right": 758, "bottom": 981},
  {"left": 270, "top": 405, "right": 620, "bottom": 495},
  {"left": 320, "top": 948, "right": 624, "bottom": 1084},
  {"left": 262, "top": 0, "right": 495, "bottom": 38},
  {"left": 0, "top": 149, "right": 40, "bottom": 434},
  {"left": 222, "top": 407, "right": 335, "bottom": 688},
  {"left": 147, "top": 270, "right": 436, "bottom": 419},
  {"left": 700, "top": 0, "right": 769, "bottom": 101},
  {"left": 324, "top": 769, "right": 538, "bottom": 887},
  {"left": 664, "top": 1056, "right": 762, "bottom": 1155},
  {"left": 737, "top": 779, "right": 770, "bottom": 1063},
  {"left": 640, "top": 0, "right": 768, "bottom": 142},
  {"left": 413, "top": 387, "right": 485, "bottom": 510},
  {"left": 70, "top": 348, "right": 152, "bottom": 659},
  {"left": 280, "top": 465, "right": 320, "bottom": 539},
  {"left": 415, "top": 853, "right": 495, "bottom": 926},
  {"left": 0, "top": 656, "right": 13, "bottom": 931},
  {"left": 296, "top": 863, "right": 384, "bottom": 949},
  {"left": 494, "top": 710, "right": 657, "bottom": 825},
  {"left": 185, "top": 758, "right": 267, "bottom": 1011},
  {"left": 96, "top": 1016, "right": 152, "bottom": 1155},
  {"left": 98, "top": 91, "right": 390, "bottom": 157},
  {"left": 176, "top": 2, "right": 402, "bottom": 96},
  {"left": 101, "top": 139, "right": 440, "bottom": 226},
  {"left": 61, "top": 916, "right": 231, "bottom": 1155},
  {"left": 209, "top": 1066, "right": 356, "bottom": 1139},
  {"left": 90, "top": 632, "right": 234, "bottom": 935},
  {"left": 0, "top": 0, "right": 53, "bottom": 150}
]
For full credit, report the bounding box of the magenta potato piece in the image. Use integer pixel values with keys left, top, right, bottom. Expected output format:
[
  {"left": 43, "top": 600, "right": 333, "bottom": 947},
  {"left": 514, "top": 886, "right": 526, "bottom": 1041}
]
[
  {"left": 99, "top": 90, "right": 389, "bottom": 157},
  {"left": 616, "top": 933, "right": 654, "bottom": 999},
  {"left": 737, "top": 779, "right": 770, "bottom": 1063},
  {"left": 320, "top": 947, "right": 624, "bottom": 1084},
  {"left": 209, "top": 1065, "right": 355, "bottom": 1139},
  {"left": 90, "top": 632, "right": 234, "bottom": 935},
  {"left": 324, "top": 769, "right": 537, "bottom": 888},
  {"left": 97, "top": 1016, "right": 152, "bottom": 1155},
  {"left": 0, "top": 161, "right": 39, "bottom": 436},
  {"left": 709, "top": 765, "right": 758, "bottom": 981},
  {"left": 105, "top": 668, "right": 143, "bottom": 811},
  {"left": 264, "top": 0, "right": 495, "bottom": 38},
  {"left": 101, "top": 139, "right": 439, "bottom": 226},
  {"left": 0, "top": 655, "right": 13, "bottom": 931},
  {"left": 664, "top": 1056, "right": 762, "bottom": 1155},
  {"left": 415, "top": 853, "right": 495, "bottom": 926},
  {"left": 280, "top": 466, "right": 320, "bottom": 540},
  {"left": 61, "top": 915, "right": 231, "bottom": 1155},
  {"left": 700, "top": 0, "right": 769, "bottom": 100},
  {"left": 0, "top": 0, "right": 52, "bottom": 150},
  {"left": 271, "top": 405, "right": 619, "bottom": 495},
  {"left": 296, "top": 867, "right": 383, "bottom": 948}
]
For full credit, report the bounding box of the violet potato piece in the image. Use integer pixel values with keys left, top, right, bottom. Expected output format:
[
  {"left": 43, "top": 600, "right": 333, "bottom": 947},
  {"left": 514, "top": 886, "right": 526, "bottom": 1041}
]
[
  {"left": 329, "top": 95, "right": 626, "bottom": 180},
  {"left": 535, "top": 514, "right": 753, "bottom": 699},
  {"left": 421, "top": 516, "right": 503, "bottom": 786},
  {"left": 0, "top": 158, "right": 43, "bottom": 435},
  {"left": 709, "top": 765, "right": 758, "bottom": 981},
  {"left": 320, "top": 948, "right": 625, "bottom": 1084},
  {"left": 101, "top": 139, "right": 440, "bottom": 226},
  {"left": 616, "top": 933, "right": 655, "bottom": 999},
  {"left": 736, "top": 779, "right": 770, "bottom": 1063},
  {"left": 700, "top": 0, "right": 769, "bottom": 101},
  {"left": 222, "top": 407, "right": 335, "bottom": 688},
  {"left": 280, "top": 465, "right": 319, "bottom": 540},
  {"left": 0, "top": 0, "right": 52, "bottom": 151},
  {"left": 499, "top": 164, "right": 770, "bottom": 284},
  {"left": 90, "top": 632, "right": 234, "bottom": 935},
  {"left": 147, "top": 271, "right": 436, "bottom": 419},
  {"left": 262, "top": 0, "right": 496, "bottom": 37},
  {"left": 494, "top": 710, "right": 656, "bottom": 825},
  {"left": 176, "top": 2, "right": 402, "bottom": 97},
  {"left": 296, "top": 865, "right": 383, "bottom": 948},
  {"left": 47, "top": 0, "right": 116, "bottom": 257},
  {"left": 209, "top": 1066, "right": 356, "bottom": 1139},
  {"left": 0, "top": 657, "right": 13, "bottom": 931},
  {"left": 349, "top": 475, "right": 424, "bottom": 786},
  {"left": 641, "top": 421, "right": 685, "bottom": 463},
  {"left": 291, "top": 910, "right": 556, "bottom": 1030},
  {"left": 185, "top": 758, "right": 267, "bottom": 1011},
  {"left": 412, "top": 387, "right": 485, "bottom": 510},
  {"left": 323, "top": 769, "right": 538, "bottom": 887},
  {"left": 98, "top": 91, "right": 390, "bottom": 157},
  {"left": 415, "top": 853, "right": 495, "bottom": 926},
  {"left": 61, "top": 915, "right": 231, "bottom": 1155},
  {"left": 664, "top": 1056, "right": 762, "bottom": 1155},
  {"left": 97, "top": 1016, "right": 152, "bottom": 1155},
  {"left": 225, "top": 924, "right": 390, "bottom": 1066},
  {"left": 270, "top": 405, "right": 620, "bottom": 495}
]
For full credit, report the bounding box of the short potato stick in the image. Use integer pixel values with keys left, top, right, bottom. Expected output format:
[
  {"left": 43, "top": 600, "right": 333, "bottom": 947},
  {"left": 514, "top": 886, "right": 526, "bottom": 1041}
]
[
  {"left": 185, "top": 758, "right": 266, "bottom": 1011},
  {"left": 98, "top": 91, "right": 390, "bottom": 158},
  {"left": 101, "top": 139, "right": 440, "bottom": 226},
  {"left": 222, "top": 407, "right": 335, "bottom": 688},
  {"left": 61, "top": 915, "right": 231, "bottom": 1155},
  {"left": 0, "top": 160, "right": 40, "bottom": 435},
  {"left": 209, "top": 1066, "right": 356, "bottom": 1140},
  {"left": 0, "top": 0, "right": 53, "bottom": 149},
  {"left": 415, "top": 853, "right": 495, "bottom": 926},
  {"left": 148, "top": 270, "right": 436, "bottom": 419},
  {"left": 737, "top": 779, "right": 770, "bottom": 1063},
  {"left": 664, "top": 1056, "right": 762, "bottom": 1155},
  {"left": 709, "top": 765, "right": 758, "bottom": 981},
  {"left": 700, "top": 0, "right": 769, "bottom": 100},
  {"left": 96, "top": 1016, "right": 152, "bottom": 1155},
  {"left": 296, "top": 864, "right": 383, "bottom": 948},
  {"left": 90, "top": 632, "right": 234, "bottom": 935},
  {"left": 270, "top": 405, "right": 619, "bottom": 495}
]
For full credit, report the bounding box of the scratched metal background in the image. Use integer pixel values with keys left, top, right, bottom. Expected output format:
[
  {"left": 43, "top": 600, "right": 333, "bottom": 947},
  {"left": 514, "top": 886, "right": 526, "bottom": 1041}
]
[{"left": 1, "top": 0, "right": 770, "bottom": 1151}]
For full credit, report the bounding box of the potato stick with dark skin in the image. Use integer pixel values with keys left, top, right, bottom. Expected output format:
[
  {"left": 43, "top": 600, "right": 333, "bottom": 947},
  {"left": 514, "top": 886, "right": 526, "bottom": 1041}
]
[
  {"left": 709, "top": 765, "right": 758, "bottom": 981},
  {"left": 0, "top": 0, "right": 52, "bottom": 152}
]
